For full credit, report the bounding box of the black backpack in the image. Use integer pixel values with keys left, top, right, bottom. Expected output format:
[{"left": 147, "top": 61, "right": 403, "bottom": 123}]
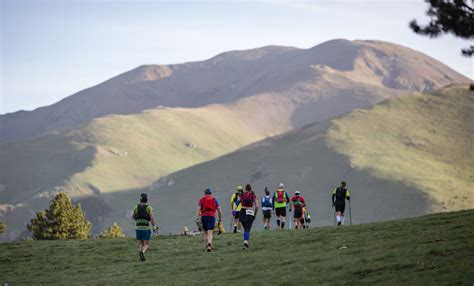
[
  {"left": 335, "top": 187, "right": 346, "bottom": 201},
  {"left": 134, "top": 204, "right": 151, "bottom": 221}
]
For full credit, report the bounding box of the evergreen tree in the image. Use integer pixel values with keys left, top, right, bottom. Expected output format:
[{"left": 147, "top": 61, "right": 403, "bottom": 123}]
[
  {"left": 99, "top": 223, "right": 125, "bottom": 238},
  {"left": 27, "top": 192, "right": 91, "bottom": 240},
  {"left": 410, "top": 0, "right": 474, "bottom": 56},
  {"left": 0, "top": 221, "right": 6, "bottom": 234}
]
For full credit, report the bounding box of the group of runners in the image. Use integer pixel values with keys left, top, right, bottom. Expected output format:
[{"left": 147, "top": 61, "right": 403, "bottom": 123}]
[{"left": 132, "top": 181, "right": 351, "bottom": 260}]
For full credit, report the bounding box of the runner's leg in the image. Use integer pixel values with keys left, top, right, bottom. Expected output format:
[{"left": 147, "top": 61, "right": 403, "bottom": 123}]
[{"left": 142, "top": 240, "right": 149, "bottom": 253}]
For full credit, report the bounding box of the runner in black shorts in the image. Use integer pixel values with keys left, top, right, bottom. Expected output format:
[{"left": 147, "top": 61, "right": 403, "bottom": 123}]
[
  {"left": 275, "top": 207, "right": 286, "bottom": 217},
  {"left": 263, "top": 210, "right": 272, "bottom": 219},
  {"left": 261, "top": 188, "right": 273, "bottom": 230},
  {"left": 273, "top": 183, "right": 290, "bottom": 229},
  {"left": 335, "top": 204, "right": 345, "bottom": 213},
  {"left": 290, "top": 191, "right": 306, "bottom": 229},
  {"left": 332, "top": 181, "right": 351, "bottom": 226},
  {"left": 239, "top": 184, "right": 260, "bottom": 249}
]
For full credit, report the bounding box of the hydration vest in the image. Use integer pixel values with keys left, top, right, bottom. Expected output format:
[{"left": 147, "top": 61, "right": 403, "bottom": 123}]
[
  {"left": 335, "top": 187, "right": 347, "bottom": 203},
  {"left": 262, "top": 196, "right": 272, "bottom": 208},
  {"left": 134, "top": 204, "right": 151, "bottom": 227},
  {"left": 275, "top": 190, "right": 286, "bottom": 203},
  {"left": 201, "top": 196, "right": 217, "bottom": 213},
  {"left": 293, "top": 196, "right": 303, "bottom": 208},
  {"left": 240, "top": 192, "right": 255, "bottom": 208}
]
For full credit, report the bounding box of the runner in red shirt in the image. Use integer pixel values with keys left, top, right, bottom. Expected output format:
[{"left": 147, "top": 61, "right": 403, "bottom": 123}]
[
  {"left": 290, "top": 191, "right": 306, "bottom": 229},
  {"left": 196, "top": 188, "right": 222, "bottom": 252}
]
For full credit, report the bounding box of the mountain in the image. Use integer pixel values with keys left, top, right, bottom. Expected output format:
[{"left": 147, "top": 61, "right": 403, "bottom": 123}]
[
  {"left": 0, "top": 39, "right": 468, "bottom": 143},
  {"left": 0, "top": 40, "right": 470, "bottom": 240},
  {"left": 1, "top": 210, "right": 473, "bottom": 285}
]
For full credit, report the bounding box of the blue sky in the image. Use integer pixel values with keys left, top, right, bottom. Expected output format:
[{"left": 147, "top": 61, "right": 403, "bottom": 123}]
[{"left": 1, "top": 0, "right": 472, "bottom": 114}]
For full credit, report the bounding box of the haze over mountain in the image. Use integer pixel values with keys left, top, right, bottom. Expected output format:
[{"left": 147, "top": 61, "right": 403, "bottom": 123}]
[
  {"left": 0, "top": 39, "right": 468, "bottom": 143},
  {"left": 0, "top": 39, "right": 470, "bottom": 240}
]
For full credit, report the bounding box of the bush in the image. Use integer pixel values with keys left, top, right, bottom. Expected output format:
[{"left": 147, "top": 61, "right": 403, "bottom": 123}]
[
  {"left": 99, "top": 223, "right": 125, "bottom": 238},
  {"left": 0, "top": 221, "right": 6, "bottom": 234},
  {"left": 27, "top": 192, "right": 91, "bottom": 240}
]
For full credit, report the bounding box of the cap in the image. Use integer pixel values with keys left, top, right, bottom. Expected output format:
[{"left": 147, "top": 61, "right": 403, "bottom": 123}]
[
  {"left": 236, "top": 185, "right": 243, "bottom": 191},
  {"left": 140, "top": 193, "right": 148, "bottom": 202},
  {"left": 204, "top": 188, "right": 212, "bottom": 195},
  {"left": 278, "top": 183, "right": 284, "bottom": 188},
  {"left": 341, "top": 181, "right": 347, "bottom": 187},
  {"left": 295, "top": 191, "right": 300, "bottom": 195}
]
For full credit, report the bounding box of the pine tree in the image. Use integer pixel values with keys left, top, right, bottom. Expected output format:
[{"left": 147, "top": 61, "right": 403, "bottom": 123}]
[
  {"left": 410, "top": 0, "right": 474, "bottom": 56},
  {"left": 0, "top": 221, "right": 6, "bottom": 234},
  {"left": 99, "top": 223, "right": 125, "bottom": 238},
  {"left": 27, "top": 192, "right": 92, "bottom": 240}
]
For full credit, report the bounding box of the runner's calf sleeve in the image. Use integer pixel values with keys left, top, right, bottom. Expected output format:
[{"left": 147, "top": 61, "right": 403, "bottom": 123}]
[
  {"left": 244, "top": 231, "right": 250, "bottom": 241},
  {"left": 276, "top": 219, "right": 280, "bottom": 227},
  {"left": 341, "top": 216, "right": 345, "bottom": 223},
  {"left": 281, "top": 222, "right": 285, "bottom": 228},
  {"left": 336, "top": 215, "right": 341, "bottom": 222}
]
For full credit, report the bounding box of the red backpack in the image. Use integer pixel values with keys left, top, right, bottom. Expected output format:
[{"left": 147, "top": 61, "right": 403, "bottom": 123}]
[
  {"left": 240, "top": 192, "right": 255, "bottom": 208},
  {"left": 201, "top": 196, "right": 217, "bottom": 213},
  {"left": 276, "top": 190, "right": 286, "bottom": 203}
]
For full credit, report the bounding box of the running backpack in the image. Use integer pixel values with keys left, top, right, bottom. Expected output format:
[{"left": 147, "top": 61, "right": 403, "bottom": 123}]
[
  {"left": 335, "top": 187, "right": 346, "bottom": 201},
  {"left": 275, "top": 190, "right": 286, "bottom": 203},
  {"left": 201, "top": 196, "right": 217, "bottom": 212},
  {"left": 240, "top": 192, "right": 255, "bottom": 208},
  {"left": 134, "top": 204, "right": 150, "bottom": 221},
  {"left": 262, "top": 196, "right": 272, "bottom": 208},
  {"left": 293, "top": 197, "right": 303, "bottom": 208}
]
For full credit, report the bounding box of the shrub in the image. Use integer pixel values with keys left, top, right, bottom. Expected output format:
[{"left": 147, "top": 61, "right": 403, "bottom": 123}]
[{"left": 99, "top": 223, "right": 125, "bottom": 238}]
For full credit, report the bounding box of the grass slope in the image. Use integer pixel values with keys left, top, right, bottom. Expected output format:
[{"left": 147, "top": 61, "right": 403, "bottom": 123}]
[
  {"left": 328, "top": 85, "right": 474, "bottom": 211},
  {"left": 1, "top": 210, "right": 473, "bottom": 285}
]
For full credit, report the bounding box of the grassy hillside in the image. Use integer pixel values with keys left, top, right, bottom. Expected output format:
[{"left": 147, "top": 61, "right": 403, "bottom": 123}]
[
  {"left": 328, "top": 85, "right": 474, "bottom": 211},
  {"left": 1, "top": 40, "right": 469, "bottom": 240},
  {"left": 125, "top": 85, "right": 472, "bottom": 236},
  {"left": 0, "top": 81, "right": 406, "bottom": 240},
  {"left": 1, "top": 210, "right": 473, "bottom": 285}
]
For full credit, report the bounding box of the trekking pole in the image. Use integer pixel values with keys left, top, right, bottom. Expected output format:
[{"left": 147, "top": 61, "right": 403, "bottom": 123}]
[
  {"left": 349, "top": 201, "right": 352, "bottom": 225},
  {"left": 288, "top": 206, "right": 292, "bottom": 229}
]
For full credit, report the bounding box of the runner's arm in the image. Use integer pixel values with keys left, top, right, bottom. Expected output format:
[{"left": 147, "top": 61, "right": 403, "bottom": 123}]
[
  {"left": 196, "top": 205, "right": 202, "bottom": 218},
  {"left": 346, "top": 190, "right": 351, "bottom": 201},
  {"left": 217, "top": 205, "right": 222, "bottom": 222},
  {"left": 150, "top": 212, "right": 157, "bottom": 227}
]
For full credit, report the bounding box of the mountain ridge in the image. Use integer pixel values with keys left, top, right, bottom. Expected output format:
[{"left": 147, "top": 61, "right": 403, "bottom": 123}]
[{"left": 0, "top": 39, "right": 469, "bottom": 142}]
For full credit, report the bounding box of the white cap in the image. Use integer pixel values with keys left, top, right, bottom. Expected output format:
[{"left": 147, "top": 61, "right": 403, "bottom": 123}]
[
  {"left": 295, "top": 191, "right": 300, "bottom": 195},
  {"left": 278, "top": 183, "right": 284, "bottom": 188}
]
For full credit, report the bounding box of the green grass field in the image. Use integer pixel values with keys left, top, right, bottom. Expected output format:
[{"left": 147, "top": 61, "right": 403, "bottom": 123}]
[{"left": 1, "top": 210, "right": 473, "bottom": 285}]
